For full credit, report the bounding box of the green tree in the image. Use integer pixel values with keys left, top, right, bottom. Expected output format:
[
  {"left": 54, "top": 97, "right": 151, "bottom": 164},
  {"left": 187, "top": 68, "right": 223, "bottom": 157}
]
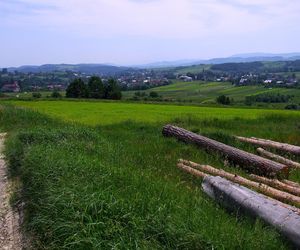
[
  {"left": 66, "top": 78, "right": 88, "bottom": 98},
  {"left": 88, "top": 76, "right": 104, "bottom": 99},
  {"left": 104, "top": 78, "right": 122, "bottom": 100}
]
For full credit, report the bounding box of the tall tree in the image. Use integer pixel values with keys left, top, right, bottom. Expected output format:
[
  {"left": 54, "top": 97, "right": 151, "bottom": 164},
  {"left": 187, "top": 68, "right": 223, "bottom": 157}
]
[
  {"left": 66, "top": 78, "right": 88, "bottom": 98},
  {"left": 104, "top": 78, "right": 122, "bottom": 100},
  {"left": 87, "top": 76, "right": 104, "bottom": 99}
]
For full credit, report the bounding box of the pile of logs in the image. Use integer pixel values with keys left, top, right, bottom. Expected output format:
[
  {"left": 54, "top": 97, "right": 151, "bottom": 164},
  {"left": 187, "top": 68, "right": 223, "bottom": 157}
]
[
  {"left": 236, "top": 136, "right": 300, "bottom": 155},
  {"left": 162, "top": 125, "right": 300, "bottom": 247},
  {"left": 177, "top": 159, "right": 300, "bottom": 247},
  {"left": 163, "top": 125, "right": 289, "bottom": 178}
]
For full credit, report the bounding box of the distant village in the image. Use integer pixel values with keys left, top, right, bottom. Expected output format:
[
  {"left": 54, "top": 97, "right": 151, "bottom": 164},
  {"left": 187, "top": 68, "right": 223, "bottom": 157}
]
[{"left": 0, "top": 65, "right": 299, "bottom": 94}]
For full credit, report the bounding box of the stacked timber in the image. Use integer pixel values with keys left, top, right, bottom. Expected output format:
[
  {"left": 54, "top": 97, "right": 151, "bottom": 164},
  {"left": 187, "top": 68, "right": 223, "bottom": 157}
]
[
  {"left": 257, "top": 147, "right": 300, "bottom": 169},
  {"left": 176, "top": 160, "right": 300, "bottom": 247},
  {"left": 178, "top": 160, "right": 300, "bottom": 207},
  {"left": 162, "top": 125, "right": 289, "bottom": 178},
  {"left": 236, "top": 136, "right": 300, "bottom": 155},
  {"left": 164, "top": 125, "right": 300, "bottom": 246}
]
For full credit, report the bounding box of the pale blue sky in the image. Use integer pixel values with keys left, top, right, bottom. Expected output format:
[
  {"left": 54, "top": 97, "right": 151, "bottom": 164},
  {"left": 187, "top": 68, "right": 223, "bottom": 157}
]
[{"left": 0, "top": 0, "right": 299, "bottom": 67}]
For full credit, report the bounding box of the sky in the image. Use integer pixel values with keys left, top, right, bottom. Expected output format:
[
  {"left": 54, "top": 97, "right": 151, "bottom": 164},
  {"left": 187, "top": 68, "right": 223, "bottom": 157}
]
[{"left": 0, "top": 0, "right": 299, "bottom": 67}]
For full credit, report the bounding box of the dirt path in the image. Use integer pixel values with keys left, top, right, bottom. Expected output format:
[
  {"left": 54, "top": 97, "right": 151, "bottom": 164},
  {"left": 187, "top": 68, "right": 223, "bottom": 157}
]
[{"left": 0, "top": 133, "right": 22, "bottom": 250}]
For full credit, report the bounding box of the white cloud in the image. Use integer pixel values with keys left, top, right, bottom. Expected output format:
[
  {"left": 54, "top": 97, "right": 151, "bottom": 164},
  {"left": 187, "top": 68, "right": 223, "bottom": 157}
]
[
  {"left": 0, "top": 0, "right": 299, "bottom": 65},
  {"left": 2, "top": 0, "right": 299, "bottom": 39}
]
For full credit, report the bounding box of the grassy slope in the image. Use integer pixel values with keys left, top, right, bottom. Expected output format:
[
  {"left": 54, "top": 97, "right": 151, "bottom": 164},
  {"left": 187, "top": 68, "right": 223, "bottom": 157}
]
[
  {"left": 1, "top": 101, "right": 300, "bottom": 249},
  {"left": 123, "top": 81, "right": 300, "bottom": 105}
]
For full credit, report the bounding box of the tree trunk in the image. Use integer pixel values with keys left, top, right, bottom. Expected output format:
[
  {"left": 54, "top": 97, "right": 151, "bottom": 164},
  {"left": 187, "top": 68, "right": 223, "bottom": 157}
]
[
  {"left": 249, "top": 174, "right": 300, "bottom": 197},
  {"left": 236, "top": 136, "right": 300, "bottom": 155},
  {"left": 282, "top": 179, "right": 300, "bottom": 189},
  {"left": 202, "top": 175, "right": 300, "bottom": 248},
  {"left": 257, "top": 147, "right": 300, "bottom": 169},
  {"left": 162, "top": 125, "right": 289, "bottom": 178},
  {"left": 178, "top": 159, "right": 300, "bottom": 207}
]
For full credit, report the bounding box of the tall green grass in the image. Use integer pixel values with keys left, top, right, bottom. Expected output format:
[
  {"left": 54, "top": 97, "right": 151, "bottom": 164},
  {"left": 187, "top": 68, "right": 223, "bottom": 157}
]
[
  {"left": 4, "top": 100, "right": 300, "bottom": 126},
  {"left": 1, "top": 103, "right": 299, "bottom": 249}
]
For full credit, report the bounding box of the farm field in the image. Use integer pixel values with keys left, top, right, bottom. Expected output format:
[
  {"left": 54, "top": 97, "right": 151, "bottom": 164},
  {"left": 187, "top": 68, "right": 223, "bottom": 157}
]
[
  {"left": 123, "top": 81, "right": 300, "bottom": 106},
  {"left": 3, "top": 100, "right": 300, "bottom": 126},
  {"left": 0, "top": 100, "right": 300, "bottom": 249}
]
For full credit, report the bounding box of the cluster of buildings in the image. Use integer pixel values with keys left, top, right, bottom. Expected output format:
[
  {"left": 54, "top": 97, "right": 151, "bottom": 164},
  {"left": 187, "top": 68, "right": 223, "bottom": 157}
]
[
  {"left": 1, "top": 82, "right": 20, "bottom": 93},
  {"left": 238, "top": 73, "right": 298, "bottom": 86},
  {"left": 117, "top": 76, "right": 170, "bottom": 90}
]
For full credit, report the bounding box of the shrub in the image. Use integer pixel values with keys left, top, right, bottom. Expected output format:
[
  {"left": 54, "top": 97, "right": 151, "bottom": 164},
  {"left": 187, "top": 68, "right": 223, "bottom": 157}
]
[
  {"left": 149, "top": 91, "right": 159, "bottom": 98},
  {"left": 216, "top": 95, "right": 230, "bottom": 105},
  {"left": 51, "top": 91, "right": 62, "bottom": 98},
  {"left": 32, "top": 92, "right": 42, "bottom": 98},
  {"left": 285, "top": 104, "right": 299, "bottom": 110}
]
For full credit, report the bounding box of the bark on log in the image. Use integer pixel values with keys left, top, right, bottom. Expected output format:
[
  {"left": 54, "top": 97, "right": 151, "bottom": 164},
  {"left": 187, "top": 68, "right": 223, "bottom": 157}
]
[
  {"left": 257, "top": 147, "right": 300, "bottom": 169},
  {"left": 162, "top": 125, "right": 289, "bottom": 178},
  {"left": 177, "top": 163, "right": 208, "bottom": 178},
  {"left": 202, "top": 176, "right": 300, "bottom": 248},
  {"left": 0, "top": 133, "right": 7, "bottom": 139},
  {"left": 178, "top": 159, "right": 300, "bottom": 207},
  {"left": 249, "top": 174, "right": 300, "bottom": 197},
  {"left": 236, "top": 136, "right": 300, "bottom": 156},
  {"left": 282, "top": 179, "right": 300, "bottom": 189}
]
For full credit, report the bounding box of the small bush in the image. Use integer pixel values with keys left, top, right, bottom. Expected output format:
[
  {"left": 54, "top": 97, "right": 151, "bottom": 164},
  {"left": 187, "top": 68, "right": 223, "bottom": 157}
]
[
  {"left": 32, "top": 92, "right": 42, "bottom": 98},
  {"left": 285, "top": 104, "right": 299, "bottom": 110},
  {"left": 51, "top": 91, "right": 62, "bottom": 98},
  {"left": 149, "top": 91, "right": 159, "bottom": 98},
  {"left": 216, "top": 95, "right": 230, "bottom": 105}
]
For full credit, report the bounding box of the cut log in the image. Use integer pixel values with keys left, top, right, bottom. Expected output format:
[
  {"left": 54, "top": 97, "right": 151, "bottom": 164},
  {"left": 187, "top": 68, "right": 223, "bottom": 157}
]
[
  {"left": 249, "top": 174, "right": 300, "bottom": 197},
  {"left": 202, "top": 175, "right": 300, "bottom": 248},
  {"left": 162, "top": 125, "right": 289, "bottom": 178},
  {"left": 257, "top": 147, "right": 300, "bottom": 169},
  {"left": 282, "top": 179, "right": 300, "bottom": 189},
  {"left": 236, "top": 136, "right": 300, "bottom": 156},
  {"left": 0, "top": 133, "right": 7, "bottom": 139},
  {"left": 177, "top": 163, "right": 208, "bottom": 178},
  {"left": 178, "top": 159, "right": 300, "bottom": 207}
]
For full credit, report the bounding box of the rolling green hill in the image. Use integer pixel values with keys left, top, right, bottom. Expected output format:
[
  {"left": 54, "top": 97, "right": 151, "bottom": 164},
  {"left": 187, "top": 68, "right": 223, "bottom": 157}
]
[{"left": 123, "top": 81, "right": 300, "bottom": 107}]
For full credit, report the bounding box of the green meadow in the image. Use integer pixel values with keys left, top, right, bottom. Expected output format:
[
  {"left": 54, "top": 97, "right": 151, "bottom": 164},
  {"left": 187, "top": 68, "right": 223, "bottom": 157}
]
[
  {"left": 1, "top": 100, "right": 300, "bottom": 249},
  {"left": 4, "top": 100, "right": 300, "bottom": 125}
]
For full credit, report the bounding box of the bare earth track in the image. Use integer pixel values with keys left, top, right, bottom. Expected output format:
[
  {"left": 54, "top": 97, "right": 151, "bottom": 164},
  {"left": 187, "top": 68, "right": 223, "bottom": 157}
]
[{"left": 0, "top": 133, "right": 22, "bottom": 250}]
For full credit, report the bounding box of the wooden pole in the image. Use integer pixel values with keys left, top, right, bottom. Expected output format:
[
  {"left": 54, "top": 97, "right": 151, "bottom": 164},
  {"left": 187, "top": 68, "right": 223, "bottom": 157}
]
[
  {"left": 178, "top": 159, "right": 300, "bottom": 207},
  {"left": 202, "top": 175, "right": 300, "bottom": 247},
  {"left": 249, "top": 174, "right": 300, "bottom": 197},
  {"left": 177, "top": 163, "right": 208, "bottom": 178},
  {"left": 257, "top": 147, "right": 300, "bottom": 169},
  {"left": 162, "top": 125, "right": 289, "bottom": 178},
  {"left": 282, "top": 179, "right": 300, "bottom": 189},
  {"left": 236, "top": 136, "right": 300, "bottom": 155}
]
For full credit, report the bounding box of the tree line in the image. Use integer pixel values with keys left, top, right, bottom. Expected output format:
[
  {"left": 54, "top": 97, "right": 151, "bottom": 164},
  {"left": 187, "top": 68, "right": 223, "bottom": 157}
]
[
  {"left": 66, "top": 77, "right": 122, "bottom": 100},
  {"left": 245, "top": 93, "right": 293, "bottom": 104}
]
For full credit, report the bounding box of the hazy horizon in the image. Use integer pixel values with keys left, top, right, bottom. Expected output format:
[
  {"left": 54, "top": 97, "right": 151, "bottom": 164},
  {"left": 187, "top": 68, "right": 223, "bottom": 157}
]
[{"left": 1, "top": 0, "right": 299, "bottom": 68}]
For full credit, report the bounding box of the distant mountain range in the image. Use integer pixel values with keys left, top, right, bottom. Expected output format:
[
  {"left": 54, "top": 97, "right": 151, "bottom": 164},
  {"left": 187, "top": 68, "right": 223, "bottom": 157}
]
[
  {"left": 4, "top": 52, "right": 300, "bottom": 73},
  {"left": 7, "top": 64, "right": 131, "bottom": 74},
  {"left": 135, "top": 53, "right": 300, "bottom": 68}
]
